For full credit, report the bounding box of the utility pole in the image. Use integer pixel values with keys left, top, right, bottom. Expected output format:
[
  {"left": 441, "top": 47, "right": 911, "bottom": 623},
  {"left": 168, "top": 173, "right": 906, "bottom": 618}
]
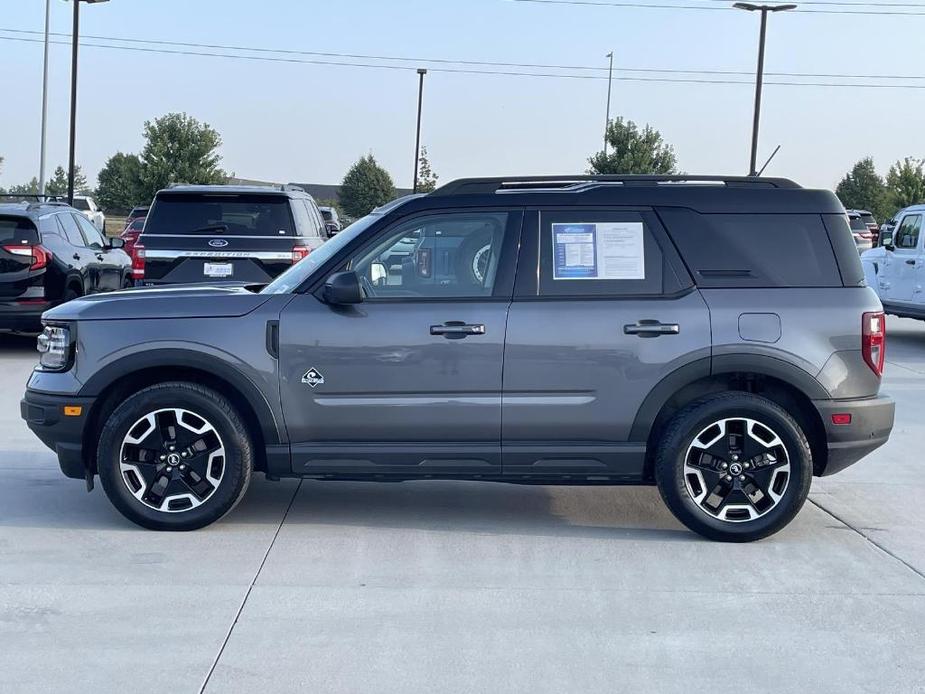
[
  {"left": 603, "top": 51, "right": 613, "bottom": 158},
  {"left": 39, "top": 0, "right": 51, "bottom": 198},
  {"left": 412, "top": 68, "right": 427, "bottom": 194},
  {"left": 66, "top": 0, "right": 109, "bottom": 205},
  {"left": 734, "top": 3, "right": 796, "bottom": 176}
]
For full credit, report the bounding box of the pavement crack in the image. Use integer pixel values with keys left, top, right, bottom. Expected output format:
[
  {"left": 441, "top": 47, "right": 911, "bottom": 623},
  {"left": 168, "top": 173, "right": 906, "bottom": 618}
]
[
  {"left": 808, "top": 497, "right": 925, "bottom": 584},
  {"left": 198, "top": 480, "right": 302, "bottom": 694}
]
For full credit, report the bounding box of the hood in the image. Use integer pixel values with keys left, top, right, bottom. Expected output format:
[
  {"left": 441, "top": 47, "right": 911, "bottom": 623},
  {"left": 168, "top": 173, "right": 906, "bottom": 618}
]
[{"left": 43, "top": 283, "right": 274, "bottom": 322}]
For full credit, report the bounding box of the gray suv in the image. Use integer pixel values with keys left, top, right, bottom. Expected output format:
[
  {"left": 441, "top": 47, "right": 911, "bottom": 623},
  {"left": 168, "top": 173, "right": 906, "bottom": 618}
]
[{"left": 21, "top": 175, "right": 895, "bottom": 541}]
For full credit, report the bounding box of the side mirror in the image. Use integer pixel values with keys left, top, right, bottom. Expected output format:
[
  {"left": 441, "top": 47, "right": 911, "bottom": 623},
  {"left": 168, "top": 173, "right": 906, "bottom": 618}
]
[
  {"left": 323, "top": 271, "right": 364, "bottom": 305},
  {"left": 109, "top": 237, "right": 125, "bottom": 249},
  {"left": 880, "top": 232, "right": 894, "bottom": 250},
  {"left": 370, "top": 262, "right": 387, "bottom": 287}
]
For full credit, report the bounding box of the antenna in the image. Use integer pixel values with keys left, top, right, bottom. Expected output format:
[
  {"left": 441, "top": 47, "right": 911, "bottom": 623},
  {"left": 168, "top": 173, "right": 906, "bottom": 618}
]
[{"left": 757, "top": 145, "right": 782, "bottom": 177}]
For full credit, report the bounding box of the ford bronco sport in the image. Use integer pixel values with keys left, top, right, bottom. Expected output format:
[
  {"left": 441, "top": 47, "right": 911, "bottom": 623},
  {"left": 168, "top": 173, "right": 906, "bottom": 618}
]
[{"left": 21, "top": 175, "right": 895, "bottom": 541}]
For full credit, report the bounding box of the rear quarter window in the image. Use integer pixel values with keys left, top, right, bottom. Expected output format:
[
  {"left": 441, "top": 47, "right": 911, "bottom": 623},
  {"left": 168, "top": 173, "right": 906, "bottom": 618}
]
[{"left": 658, "top": 208, "right": 843, "bottom": 288}]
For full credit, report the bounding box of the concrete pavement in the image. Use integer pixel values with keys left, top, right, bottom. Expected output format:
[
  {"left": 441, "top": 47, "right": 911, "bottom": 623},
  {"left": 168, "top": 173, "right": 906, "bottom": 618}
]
[{"left": 1, "top": 323, "right": 924, "bottom": 693}]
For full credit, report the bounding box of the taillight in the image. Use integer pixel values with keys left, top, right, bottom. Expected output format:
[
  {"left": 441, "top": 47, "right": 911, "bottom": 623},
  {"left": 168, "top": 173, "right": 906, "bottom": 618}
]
[
  {"left": 3, "top": 244, "right": 52, "bottom": 270},
  {"left": 862, "top": 311, "right": 885, "bottom": 377},
  {"left": 291, "top": 245, "right": 310, "bottom": 263},
  {"left": 131, "top": 243, "right": 145, "bottom": 279}
]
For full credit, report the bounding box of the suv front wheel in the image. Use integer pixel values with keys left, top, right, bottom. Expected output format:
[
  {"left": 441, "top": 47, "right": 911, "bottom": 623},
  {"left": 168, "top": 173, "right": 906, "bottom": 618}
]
[
  {"left": 655, "top": 393, "right": 813, "bottom": 542},
  {"left": 97, "top": 382, "right": 252, "bottom": 530}
]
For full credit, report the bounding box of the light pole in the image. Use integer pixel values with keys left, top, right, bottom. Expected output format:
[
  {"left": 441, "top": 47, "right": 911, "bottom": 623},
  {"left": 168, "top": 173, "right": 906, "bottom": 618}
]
[
  {"left": 733, "top": 2, "right": 796, "bottom": 176},
  {"left": 39, "top": 0, "right": 51, "bottom": 198},
  {"left": 603, "top": 51, "right": 613, "bottom": 158},
  {"left": 66, "top": 0, "right": 110, "bottom": 205},
  {"left": 412, "top": 68, "right": 427, "bottom": 194}
]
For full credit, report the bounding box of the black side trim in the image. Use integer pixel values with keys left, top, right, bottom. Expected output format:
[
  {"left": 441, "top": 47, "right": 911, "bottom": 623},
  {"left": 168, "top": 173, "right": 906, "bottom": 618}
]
[
  {"left": 266, "top": 320, "right": 279, "bottom": 358},
  {"left": 629, "top": 358, "right": 712, "bottom": 441},
  {"left": 712, "top": 354, "right": 830, "bottom": 399},
  {"left": 78, "top": 349, "right": 283, "bottom": 444}
]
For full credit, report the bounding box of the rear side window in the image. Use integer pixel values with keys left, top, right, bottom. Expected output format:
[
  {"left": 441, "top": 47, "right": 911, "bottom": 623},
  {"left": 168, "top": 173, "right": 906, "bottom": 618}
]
[
  {"left": 0, "top": 216, "right": 39, "bottom": 244},
  {"left": 56, "top": 213, "right": 86, "bottom": 247},
  {"left": 658, "top": 209, "right": 842, "bottom": 288},
  {"left": 302, "top": 201, "right": 324, "bottom": 238},
  {"left": 145, "top": 193, "right": 296, "bottom": 237}
]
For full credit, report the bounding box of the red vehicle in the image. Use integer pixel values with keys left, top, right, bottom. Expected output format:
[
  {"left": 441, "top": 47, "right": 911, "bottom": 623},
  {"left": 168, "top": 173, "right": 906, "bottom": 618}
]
[
  {"left": 119, "top": 218, "right": 145, "bottom": 259},
  {"left": 125, "top": 205, "right": 149, "bottom": 226}
]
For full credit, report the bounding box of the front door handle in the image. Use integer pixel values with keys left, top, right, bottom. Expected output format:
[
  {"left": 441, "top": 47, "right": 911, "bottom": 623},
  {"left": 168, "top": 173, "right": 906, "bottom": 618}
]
[
  {"left": 906, "top": 259, "right": 917, "bottom": 266},
  {"left": 430, "top": 321, "right": 486, "bottom": 339},
  {"left": 624, "top": 320, "right": 680, "bottom": 337}
]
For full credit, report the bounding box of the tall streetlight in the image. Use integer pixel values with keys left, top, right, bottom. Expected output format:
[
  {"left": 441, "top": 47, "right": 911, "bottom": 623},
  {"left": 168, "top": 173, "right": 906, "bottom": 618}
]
[
  {"left": 733, "top": 2, "right": 796, "bottom": 176},
  {"left": 66, "top": 0, "right": 110, "bottom": 205},
  {"left": 412, "top": 68, "right": 427, "bottom": 194},
  {"left": 603, "top": 51, "right": 613, "bottom": 158}
]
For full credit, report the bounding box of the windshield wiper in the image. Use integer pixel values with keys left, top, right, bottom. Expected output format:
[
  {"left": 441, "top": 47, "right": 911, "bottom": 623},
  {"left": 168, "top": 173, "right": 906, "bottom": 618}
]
[{"left": 186, "top": 223, "right": 228, "bottom": 234}]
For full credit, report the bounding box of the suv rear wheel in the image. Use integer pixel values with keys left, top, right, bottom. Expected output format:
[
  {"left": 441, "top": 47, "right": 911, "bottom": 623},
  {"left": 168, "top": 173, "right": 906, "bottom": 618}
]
[
  {"left": 655, "top": 393, "right": 812, "bottom": 542},
  {"left": 97, "top": 382, "right": 252, "bottom": 530}
]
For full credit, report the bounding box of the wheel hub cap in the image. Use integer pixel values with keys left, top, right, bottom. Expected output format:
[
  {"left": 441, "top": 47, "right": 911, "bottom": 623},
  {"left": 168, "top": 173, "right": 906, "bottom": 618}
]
[
  {"left": 119, "top": 408, "right": 226, "bottom": 513},
  {"left": 683, "top": 417, "right": 791, "bottom": 523}
]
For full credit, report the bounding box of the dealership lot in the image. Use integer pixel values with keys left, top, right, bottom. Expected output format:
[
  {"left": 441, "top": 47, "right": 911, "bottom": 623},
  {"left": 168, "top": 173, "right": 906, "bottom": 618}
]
[{"left": 1, "top": 323, "right": 924, "bottom": 693}]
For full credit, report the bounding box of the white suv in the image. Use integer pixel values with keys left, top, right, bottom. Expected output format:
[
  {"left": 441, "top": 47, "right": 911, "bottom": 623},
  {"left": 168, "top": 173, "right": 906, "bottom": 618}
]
[
  {"left": 72, "top": 195, "right": 106, "bottom": 233},
  {"left": 862, "top": 204, "right": 925, "bottom": 319}
]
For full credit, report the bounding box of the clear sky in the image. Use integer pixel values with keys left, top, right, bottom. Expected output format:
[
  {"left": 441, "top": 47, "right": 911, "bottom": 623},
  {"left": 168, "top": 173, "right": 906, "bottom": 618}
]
[{"left": 0, "top": 0, "right": 922, "bottom": 192}]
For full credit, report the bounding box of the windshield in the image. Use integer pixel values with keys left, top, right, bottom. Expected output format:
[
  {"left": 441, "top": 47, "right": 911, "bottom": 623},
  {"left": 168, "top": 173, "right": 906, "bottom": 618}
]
[
  {"left": 261, "top": 212, "right": 381, "bottom": 294},
  {"left": 145, "top": 193, "right": 295, "bottom": 236},
  {"left": 849, "top": 216, "right": 868, "bottom": 232},
  {"left": 320, "top": 209, "right": 333, "bottom": 222}
]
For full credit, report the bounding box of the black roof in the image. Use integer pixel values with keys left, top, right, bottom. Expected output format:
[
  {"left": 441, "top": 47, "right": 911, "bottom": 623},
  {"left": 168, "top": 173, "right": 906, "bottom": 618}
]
[
  {"left": 396, "top": 175, "right": 845, "bottom": 215},
  {"left": 0, "top": 201, "right": 74, "bottom": 219}
]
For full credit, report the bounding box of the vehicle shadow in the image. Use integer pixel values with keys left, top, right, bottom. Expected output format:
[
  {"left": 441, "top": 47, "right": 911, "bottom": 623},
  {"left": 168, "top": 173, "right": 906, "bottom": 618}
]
[
  {"left": 0, "top": 332, "right": 38, "bottom": 354},
  {"left": 0, "top": 458, "right": 694, "bottom": 542}
]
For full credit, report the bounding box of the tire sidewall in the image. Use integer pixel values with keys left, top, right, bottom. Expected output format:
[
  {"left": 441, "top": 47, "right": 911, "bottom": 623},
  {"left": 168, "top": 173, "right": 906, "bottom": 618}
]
[
  {"left": 98, "top": 383, "right": 251, "bottom": 531},
  {"left": 656, "top": 395, "right": 813, "bottom": 542}
]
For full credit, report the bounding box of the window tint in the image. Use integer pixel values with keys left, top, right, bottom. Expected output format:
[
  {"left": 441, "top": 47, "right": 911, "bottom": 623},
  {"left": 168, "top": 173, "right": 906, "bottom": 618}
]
[
  {"left": 895, "top": 214, "right": 922, "bottom": 250},
  {"left": 71, "top": 198, "right": 90, "bottom": 211},
  {"left": 659, "top": 209, "right": 841, "bottom": 288},
  {"left": 56, "top": 212, "right": 86, "bottom": 247},
  {"left": 348, "top": 212, "right": 509, "bottom": 299},
  {"left": 0, "top": 216, "right": 39, "bottom": 244},
  {"left": 537, "top": 211, "right": 665, "bottom": 297},
  {"left": 145, "top": 193, "right": 295, "bottom": 236},
  {"left": 302, "top": 201, "right": 323, "bottom": 238},
  {"left": 849, "top": 216, "right": 868, "bottom": 232},
  {"left": 74, "top": 213, "right": 105, "bottom": 249}
]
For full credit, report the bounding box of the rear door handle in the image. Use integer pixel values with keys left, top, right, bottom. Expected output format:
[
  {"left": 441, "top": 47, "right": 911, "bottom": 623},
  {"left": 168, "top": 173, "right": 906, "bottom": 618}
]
[
  {"left": 624, "top": 320, "right": 680, "bottom": 337},
  {"left": 906, "top": 259, "right": 917, "bottom": 265},
  {"left": 430, "top": 321, "right": 486, "bottom": 339}
]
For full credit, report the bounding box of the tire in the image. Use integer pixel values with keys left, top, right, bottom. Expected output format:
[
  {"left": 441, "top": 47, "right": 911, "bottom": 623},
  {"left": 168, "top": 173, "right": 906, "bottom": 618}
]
[
  {"left": 97, "top": 382, "right": 253, "bottom": 531},
  {"left": 654, "top": 392, "right": 812, "bottom": 542},
  {"left": 63, "top": 286, "right": 81, "bottom": 303}
]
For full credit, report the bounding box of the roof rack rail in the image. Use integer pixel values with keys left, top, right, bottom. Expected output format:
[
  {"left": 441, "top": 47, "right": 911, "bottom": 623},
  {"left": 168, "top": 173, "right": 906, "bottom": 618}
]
[
  {"left": 0, "top": 193, "right": 66, "bottom": 203},
  {"left": 281, "top": 183, "right": 305, "bottom": 193},
  {"left": 432, "top": 175, "right": 801, "bottom": 196}
]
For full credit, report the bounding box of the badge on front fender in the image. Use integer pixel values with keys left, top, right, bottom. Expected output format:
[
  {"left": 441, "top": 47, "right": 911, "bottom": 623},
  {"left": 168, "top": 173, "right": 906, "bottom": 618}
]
[{"left": 301, "top": 368, "right": 325, "bottom": 388}]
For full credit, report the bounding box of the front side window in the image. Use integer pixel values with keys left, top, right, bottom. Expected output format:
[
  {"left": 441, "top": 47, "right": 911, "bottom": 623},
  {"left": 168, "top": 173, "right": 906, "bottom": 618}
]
[
  {"left": 74, "top": 213, "right": 105, "bottom": 249},
  {"left": 348, "top": 212, "right": 509, "bottom": 299},
  {"left": 895, "top": 214, "right": 922, "bottom": 250}
]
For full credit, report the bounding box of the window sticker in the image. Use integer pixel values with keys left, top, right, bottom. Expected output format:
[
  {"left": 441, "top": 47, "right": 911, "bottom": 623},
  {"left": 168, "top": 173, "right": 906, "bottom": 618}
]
[{"left": 552, "top": 222, "right": 645, "bottom": 280}]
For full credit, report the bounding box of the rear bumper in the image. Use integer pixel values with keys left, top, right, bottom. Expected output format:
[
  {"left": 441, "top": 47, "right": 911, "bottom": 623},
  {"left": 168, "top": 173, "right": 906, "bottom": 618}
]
[
  {"left": 20, "top": 389, "right": 95, "bottom": 480},
  {"left": 0, "top": 301, "right": 53, "bottom": 332},
  {"left": 813, "top": 393, "right": 895, "bottom": 476}
]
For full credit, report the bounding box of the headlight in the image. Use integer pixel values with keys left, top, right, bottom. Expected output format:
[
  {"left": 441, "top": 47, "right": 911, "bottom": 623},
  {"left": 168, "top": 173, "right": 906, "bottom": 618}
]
[{"left": 36, "top": 325, "right": 73, "bottom": 372}]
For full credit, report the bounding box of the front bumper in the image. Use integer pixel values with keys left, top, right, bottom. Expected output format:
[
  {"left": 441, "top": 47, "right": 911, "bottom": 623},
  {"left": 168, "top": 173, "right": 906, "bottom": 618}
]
[
  {"left": 813, "top": 393, "right": 895, "bottom": 476},
  {"left": 21, "top": 389, "right": 96, "bottom": 480}
]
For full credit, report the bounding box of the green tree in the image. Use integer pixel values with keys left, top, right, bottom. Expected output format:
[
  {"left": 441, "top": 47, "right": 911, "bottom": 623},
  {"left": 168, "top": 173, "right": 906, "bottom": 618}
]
[
  {"left": 416, "top": 146, "right": 439, "bottom": 193},
  {"left": 96, "top": 152, "right": 144, "bottom": 212},
  {"left": 139, "top": 112, "right": 226, "bottom": 200},
  {"left": 46, "top": 165, "right": 89, "bottom": 196},
  {"left": 835, "top": 157, "right": 891, "bottom": 221},
  {"left": 886, "top": 158, "right": 925, "bottom": 213},
  {"left": 588, "top": 117, "right": 678, "bottom": 175},
  {"left": 339, "top": 154, "right": 395, "bottom": 218},
  {"left": 5, "top": 178, "right": 40, "bottom": 196}
]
